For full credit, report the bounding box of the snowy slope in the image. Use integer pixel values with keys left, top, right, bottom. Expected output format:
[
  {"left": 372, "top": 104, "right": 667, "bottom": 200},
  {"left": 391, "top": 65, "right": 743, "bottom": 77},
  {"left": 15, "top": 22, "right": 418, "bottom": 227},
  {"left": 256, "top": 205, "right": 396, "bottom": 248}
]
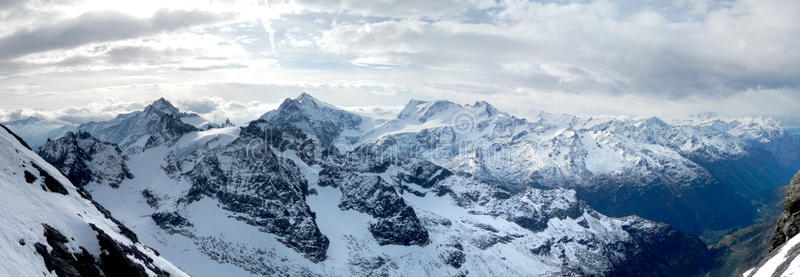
[
  {"left": 744, "top": 233, "right": 800, "bottom": 277},
  {"left": 0, "top": 124, "right": 188, "bottom": 277}
]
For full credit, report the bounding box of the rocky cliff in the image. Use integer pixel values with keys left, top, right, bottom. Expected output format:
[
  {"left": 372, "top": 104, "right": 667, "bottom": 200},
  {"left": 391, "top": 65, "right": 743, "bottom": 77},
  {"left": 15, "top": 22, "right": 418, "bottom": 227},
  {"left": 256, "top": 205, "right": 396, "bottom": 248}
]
[{"left": 744, "top": 171, "right": 800, "bottom": 276}]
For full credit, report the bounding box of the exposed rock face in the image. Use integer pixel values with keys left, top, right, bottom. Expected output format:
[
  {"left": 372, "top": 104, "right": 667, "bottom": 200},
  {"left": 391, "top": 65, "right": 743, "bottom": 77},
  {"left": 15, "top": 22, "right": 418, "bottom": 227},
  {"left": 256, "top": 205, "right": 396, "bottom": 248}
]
[
  {"left": 184, "top": 121, "right": 329, "bottom": 262},
  {"left": 772, "top": 171, "right": 800, "bottom": 250},
  {"left": 0, "top": 124, "right": 188, "bottom": 277},
  {"left": 444, "top": 175, "right": 713, "bottom": 276},
  {"left": 743, "top": 171, "right": 800, "bottom": 276},
  {"left": 610, "top": 219, "right": 714, "bottom": 277},
  {"left": 151, "top": 212, "right": 193, "bottom": 235},
  {"left": 319, "top": 167, "right": 429, "bottom": 246},
  {"left": 38, "top": 131, "right": 133, "bottom": 188},
  {"left": 145, "top": 114, "right": 200, "bottom": 149},
  {"left": 34, "top": 224, "right": 101, "bottom": 277},
  {"left": 35, "top": 223, "right": 175, "bottom": 277}
]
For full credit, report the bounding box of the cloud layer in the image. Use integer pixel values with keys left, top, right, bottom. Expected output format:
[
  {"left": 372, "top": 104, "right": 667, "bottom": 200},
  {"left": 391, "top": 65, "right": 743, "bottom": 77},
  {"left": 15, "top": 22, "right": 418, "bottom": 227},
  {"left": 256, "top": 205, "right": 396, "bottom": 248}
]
[
  {"left": 1, "top": 0, "right": 799, "bottom": 126},
  {"left": 0, "top": 9, "right": 231, "bottom": 60}
]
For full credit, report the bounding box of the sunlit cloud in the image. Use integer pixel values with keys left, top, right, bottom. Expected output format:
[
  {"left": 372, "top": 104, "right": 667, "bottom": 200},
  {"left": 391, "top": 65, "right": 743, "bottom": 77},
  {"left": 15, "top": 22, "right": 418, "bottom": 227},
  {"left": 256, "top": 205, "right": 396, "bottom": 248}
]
[{"left": 1, "top": 0, "right": 798, "bottom": 127}]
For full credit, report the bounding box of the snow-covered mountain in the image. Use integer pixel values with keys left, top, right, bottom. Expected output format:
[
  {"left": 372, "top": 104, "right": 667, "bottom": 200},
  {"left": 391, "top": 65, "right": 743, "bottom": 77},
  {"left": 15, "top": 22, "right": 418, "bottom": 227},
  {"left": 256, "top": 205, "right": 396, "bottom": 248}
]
[
  {"left": 76, "top": 98, "right": 210, "bottom": 153},
  {"left": 0, "top": 124, "right": 188, "bottom": 277},
  {"left": 343, "top": 99, "right": 800, "bottom": 235},
  {"left": 260, "top": 93, "right": 373, "bottom": 147},
  {"left": 35, "top": 97, "right": 720, "bottom": 276}
]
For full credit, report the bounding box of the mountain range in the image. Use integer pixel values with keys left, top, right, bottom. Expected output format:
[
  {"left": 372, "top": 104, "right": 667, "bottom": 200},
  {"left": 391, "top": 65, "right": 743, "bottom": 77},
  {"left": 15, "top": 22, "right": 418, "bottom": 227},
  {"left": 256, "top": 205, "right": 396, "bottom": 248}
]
[{"left": 4, "top": 93, "right": 800, "bottom": 276}]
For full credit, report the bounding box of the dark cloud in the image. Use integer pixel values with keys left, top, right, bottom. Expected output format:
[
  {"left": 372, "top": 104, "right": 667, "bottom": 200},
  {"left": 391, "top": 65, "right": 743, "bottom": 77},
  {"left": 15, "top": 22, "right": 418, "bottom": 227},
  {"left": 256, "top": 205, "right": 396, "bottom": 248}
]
[{"left": 0, "top": 9, "right": 232, "bottom": 60}]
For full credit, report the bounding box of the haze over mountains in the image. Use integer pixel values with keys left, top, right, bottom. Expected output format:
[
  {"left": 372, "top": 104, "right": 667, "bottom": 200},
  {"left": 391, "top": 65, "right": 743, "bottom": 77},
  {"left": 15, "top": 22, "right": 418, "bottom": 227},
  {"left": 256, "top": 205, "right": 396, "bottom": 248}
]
[{"left": 1, "top": 94, "right": 798, "bottom": 276}]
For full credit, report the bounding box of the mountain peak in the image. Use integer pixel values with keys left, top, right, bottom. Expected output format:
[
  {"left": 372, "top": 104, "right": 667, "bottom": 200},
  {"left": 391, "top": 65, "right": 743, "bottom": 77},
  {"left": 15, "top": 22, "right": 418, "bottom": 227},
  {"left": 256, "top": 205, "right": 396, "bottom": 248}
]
[
  {"left": 640, "top": 116, "right": 668, "bottom": 128},
  {"left": 296, "top": 92, "right": 318, "bottom": 103},
  {"left": 260, "top": 92, "right": 364, "bottom": 146},
  {"left": 404, "top": 99, "right": 429, "bottom": 107},
  {"left": 145, "top": 97, "right": 179, "bottom": 115},
  {"left": 472, "top": 100, "right": 500, "bottom": 117},
  {"left": 270, "top": 93, "right": 336, "bottom": 116},
  {"left": 398, "top": 100, "right": 461, "bottom": 122},
  {"left": 294, "top": 92, "right": 338, "bottom": 110}
]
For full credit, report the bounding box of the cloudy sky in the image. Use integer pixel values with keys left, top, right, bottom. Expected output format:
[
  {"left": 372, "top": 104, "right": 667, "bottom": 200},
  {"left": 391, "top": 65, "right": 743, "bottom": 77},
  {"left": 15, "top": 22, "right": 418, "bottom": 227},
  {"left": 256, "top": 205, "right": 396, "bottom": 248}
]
[{"left": 1, "top": 0, "right": 799, "bottom": 126}]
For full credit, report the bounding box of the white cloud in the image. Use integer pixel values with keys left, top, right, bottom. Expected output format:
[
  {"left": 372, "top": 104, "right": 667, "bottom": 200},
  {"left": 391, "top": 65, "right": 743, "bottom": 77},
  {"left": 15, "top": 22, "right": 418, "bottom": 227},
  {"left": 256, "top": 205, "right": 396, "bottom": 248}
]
[
  {"left": 308, "top": 0, "right": 800, "bottom": 98},
  {"left": 173, "top": 96, "right": 280, "bottom": 124},
  {"left": 0, "top": 95, "right": 281, "bottom": 127},
  {"left": 292, "top": 0, "right": 497, "bottom": 19},
  {"left": 0, "top": 97, "right": 147, "bottom": 125},
  {"left": 1, "top": 0, "right": 799, "bottom": 128}
]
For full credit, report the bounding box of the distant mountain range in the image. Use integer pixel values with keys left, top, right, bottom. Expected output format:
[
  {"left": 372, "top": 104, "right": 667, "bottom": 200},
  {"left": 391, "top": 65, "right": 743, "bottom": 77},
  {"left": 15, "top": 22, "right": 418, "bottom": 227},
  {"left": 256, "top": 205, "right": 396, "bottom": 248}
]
[{"left": 5, "top": 93, "right": 800, "bottom": 276}]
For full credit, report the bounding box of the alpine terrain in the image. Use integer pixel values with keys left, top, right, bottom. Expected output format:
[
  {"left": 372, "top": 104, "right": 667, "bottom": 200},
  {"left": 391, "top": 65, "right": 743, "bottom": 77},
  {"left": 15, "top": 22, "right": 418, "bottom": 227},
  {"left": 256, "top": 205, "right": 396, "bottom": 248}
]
[
  {"left": 21, "top": 95, "right": 723, "bottom": 276},
  {"left": 9, "top": 93, "right": 798, "bottom": 276},
  {"left": 0, "top": 123, "right": 188, "bottom": 276}
]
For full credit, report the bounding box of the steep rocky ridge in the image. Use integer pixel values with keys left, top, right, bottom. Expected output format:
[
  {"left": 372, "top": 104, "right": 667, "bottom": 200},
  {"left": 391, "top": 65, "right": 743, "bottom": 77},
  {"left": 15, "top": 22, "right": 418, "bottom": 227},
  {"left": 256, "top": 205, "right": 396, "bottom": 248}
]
[
  {"left": 744, "top": 171, "right": 800, "bottom": 276},
  {"left": 0, "top": 124, "right": 188, "bottom": 277},
  {"left": 37, "top": 131, "right": 133, "bottom": 188}
]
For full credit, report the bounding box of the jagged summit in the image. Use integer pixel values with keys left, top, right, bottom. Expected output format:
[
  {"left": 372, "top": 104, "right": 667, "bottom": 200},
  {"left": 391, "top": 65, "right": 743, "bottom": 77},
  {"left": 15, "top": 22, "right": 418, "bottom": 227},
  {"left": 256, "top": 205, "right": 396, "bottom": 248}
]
[
  {"left": 76, "top": 98, "right": 210, "bottom": 152},
  {"left": 295, "top": 92, "right": 328, "bottom": 106},
  {"left": 472, "top": 100, "right": 500, "bottom": 117},
  {"left": 145, "top": 97, "right": 179, "bottom": 115},
  {"left": 61, "top": 130, "right": 93, "bottom": 139},
  {"left": 260, "top": 93, "right": 368, "bottom": 146},
  {"left": 398, "top": 100, "right": 461, "bottom": 122},
  {"left": 638, "top": 116, "right": 669, "bottom": 128},
  {"left": 265, "top": 93, "right": 341, "bottom": 117},
  {"left": 38, "top": 130, "right": 132, "bottom": 188}
]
